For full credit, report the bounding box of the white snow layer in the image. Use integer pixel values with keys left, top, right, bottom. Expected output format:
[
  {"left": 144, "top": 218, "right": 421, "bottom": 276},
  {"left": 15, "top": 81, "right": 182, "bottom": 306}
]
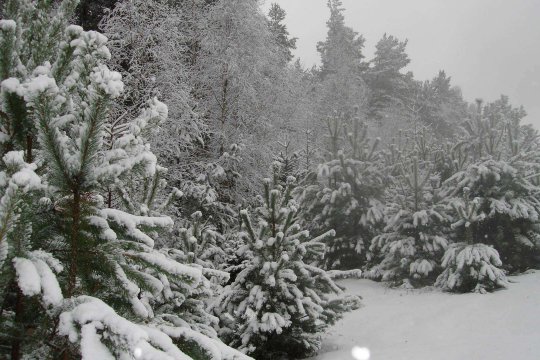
[
  {"left": 308, "top": 271, "right": 540, "bottom": 360},
  {"left": 12, "top": 254, "right": 64, "bottom": 307},
  {"left": 12, "top": 257, "right": 41, "bottom": 296}
]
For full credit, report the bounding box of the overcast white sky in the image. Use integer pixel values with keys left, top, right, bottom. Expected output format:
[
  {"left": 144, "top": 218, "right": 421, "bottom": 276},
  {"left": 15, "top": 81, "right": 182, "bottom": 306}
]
[{"left": 263, "top": 0, "right": 540, "bottom": 128}]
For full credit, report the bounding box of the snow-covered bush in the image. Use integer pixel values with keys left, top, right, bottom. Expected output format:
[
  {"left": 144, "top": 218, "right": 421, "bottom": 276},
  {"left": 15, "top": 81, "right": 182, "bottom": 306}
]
[
  {"left": 436, "top": 243, "right": 507, "bottom": 293},
  {"left": 213, "top": 174, "right": 361, "bottom": 359},
  {"left": 171, "top": 212, "right": 227, "bottom": 269}
]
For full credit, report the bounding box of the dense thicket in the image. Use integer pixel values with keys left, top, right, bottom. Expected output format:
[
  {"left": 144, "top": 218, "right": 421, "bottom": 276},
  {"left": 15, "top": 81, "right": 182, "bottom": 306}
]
[
  {"left": 1, "top": 0, "right": 539, "bottom": 358},
  {"left": 0, "top": 0, "right": 250, "bottom": 358}
]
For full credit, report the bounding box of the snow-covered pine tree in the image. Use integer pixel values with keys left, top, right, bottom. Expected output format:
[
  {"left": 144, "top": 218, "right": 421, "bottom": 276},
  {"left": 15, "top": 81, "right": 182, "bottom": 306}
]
[
  {"left": 164, "top": 210, "right": 230, "bottom": 289},
  {"left": 299, "top": 114, "right": 385, "bottom": 269},
  {"left": 213, "top": 173, "right": 361, "bottom": 359},
  {"left": 99, "top": 92, "right": 238, "bottom": 359},
  {"left": 442, "top": 158, "right": 540, "bottom": 273},
  {"left": 436, "top": 188, "right": 508, "bottom": 293},
  {"left": 0, "top": 1, "right": 250, "bottom": 358},
  {"left": 368, "top": 156, "right": 449, "bottom": 287},
  {"left": 442, "top": 97, "right": 540, "bottom": 272},
  {"left": 267, "top": 3, "right": 297, "bottom": 64},
  {"left": 315, "top": 0, "right": 368, "bottom": 120},
  {"left": 0, "top": 151, "right": 46, "bottom": 359}
]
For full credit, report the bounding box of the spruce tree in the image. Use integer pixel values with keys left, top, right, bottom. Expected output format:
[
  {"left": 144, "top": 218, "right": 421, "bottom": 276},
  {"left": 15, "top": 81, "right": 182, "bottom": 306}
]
[{"left": 213, "top": 173, "right": 360, "bottom": 359}]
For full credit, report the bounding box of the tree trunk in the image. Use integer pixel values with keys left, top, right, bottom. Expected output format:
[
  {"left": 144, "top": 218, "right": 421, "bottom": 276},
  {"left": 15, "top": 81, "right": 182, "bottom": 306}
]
[
  {"left": 25, "top": 134, "right": 32, "bottom": 163},
  {"left": 68, "top": 187, "right": 81, "bottom": 297},
  {"left": 11, "top": 287, "right": 24, "bottom": 360}
]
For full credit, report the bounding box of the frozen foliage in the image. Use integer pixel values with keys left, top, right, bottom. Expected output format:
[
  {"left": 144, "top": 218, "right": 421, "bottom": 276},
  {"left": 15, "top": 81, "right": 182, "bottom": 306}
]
[
  {"left": 13, "top": 251, "right": 63, "bottom": 307},
  {"left": 0, "top": 152, "right": 42, "bottom": 266},
  {"left": 365, "top": 95, "right": 540, "bottom": 288},
  {"left": 169, "top": 211, "right": 228, "bottom": 277},
  {"left": 444, "top": 158, "right": 540, "bottom": 271},
  {"left": 0, "top": 2, "right": 251, "bottom": 358},
  {"left": 100, "top": 0, "right": 205, "bottom": 157},
  {"left": 299, "top": 115, "right": 385, "bottom": 269},
  {"left": 1, "top": 0, "right": 540, "bottom": 357},
  {"left": 12, "top": 257, "right": 41, "bottom": 296},
  {"left": 368, "top": 157, "right": 449, "bottom": 287},
  {"left": 435, "top": 188, "right": 508, "bottom": 293},
  {"left": 59, "top": 296, "right": 193, "bottom": 360},
  {"left": 192, "top": 0, "right": 300, "bottom": 207},
  {"left": 177, "top": 144, "right": 244, "bottom": 229},
  {"left": 436, "top": 243, "right": 507, "bottom": 293},
  {"left": 213, "top": 174, "right": 361, "bottom": 359}
]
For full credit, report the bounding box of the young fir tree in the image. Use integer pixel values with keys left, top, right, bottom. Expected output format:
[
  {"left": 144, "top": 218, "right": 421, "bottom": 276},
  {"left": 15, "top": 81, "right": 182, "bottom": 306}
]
[
  {"left": 98, "top": 93, "right": 237, "bottom": 359},
  {"left": 299, "top": 114, "right": 385, "bottom": 269},
  {"left": 443, "top": 98, "right": 540, "bottom": 272},
  {"left": 213, "top": 173, "right": 361, "bottom": 359},
  {"left": 435, "top": 188, "right": 508, "bottom": 293},
  {"left": 0, "top": 2, "right": 250, "bottom": 358},
  {"left": 368, "top": 157, "right": 449, "bottom": 287},
  {"left": 273, "top": 139, "right": 302, "bottom": 187},
  {"left": 177, "top": 142, "right": 244, "bottom": 231},
  {"left": 442, "top": 158, "right": 540, "bottom": 273}
]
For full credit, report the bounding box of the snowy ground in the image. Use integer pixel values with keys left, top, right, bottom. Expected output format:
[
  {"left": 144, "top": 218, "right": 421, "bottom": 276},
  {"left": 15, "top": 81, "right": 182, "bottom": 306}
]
[{"left": 309, "top": 271, "right": 540, "bottom": 360}]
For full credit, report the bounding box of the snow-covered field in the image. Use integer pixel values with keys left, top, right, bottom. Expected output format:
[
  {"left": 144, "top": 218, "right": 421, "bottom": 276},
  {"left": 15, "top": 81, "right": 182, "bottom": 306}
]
[{"left": 310, "top": 271, "right": 540, "bottom": 360}]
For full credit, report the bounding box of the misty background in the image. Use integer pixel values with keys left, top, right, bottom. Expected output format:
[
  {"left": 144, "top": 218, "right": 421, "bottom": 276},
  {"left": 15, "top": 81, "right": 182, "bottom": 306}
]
[{"left": 264, "top": 0, "right": 540, "bottom": 128}]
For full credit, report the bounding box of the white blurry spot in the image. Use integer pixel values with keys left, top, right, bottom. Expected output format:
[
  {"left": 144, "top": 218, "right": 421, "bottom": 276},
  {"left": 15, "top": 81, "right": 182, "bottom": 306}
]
[
  {"left": 352, "top": 346, "right": 371, "bottom": 360},
  {"left": 134, "top": 347, "right": 142, "bottom": 358}
]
